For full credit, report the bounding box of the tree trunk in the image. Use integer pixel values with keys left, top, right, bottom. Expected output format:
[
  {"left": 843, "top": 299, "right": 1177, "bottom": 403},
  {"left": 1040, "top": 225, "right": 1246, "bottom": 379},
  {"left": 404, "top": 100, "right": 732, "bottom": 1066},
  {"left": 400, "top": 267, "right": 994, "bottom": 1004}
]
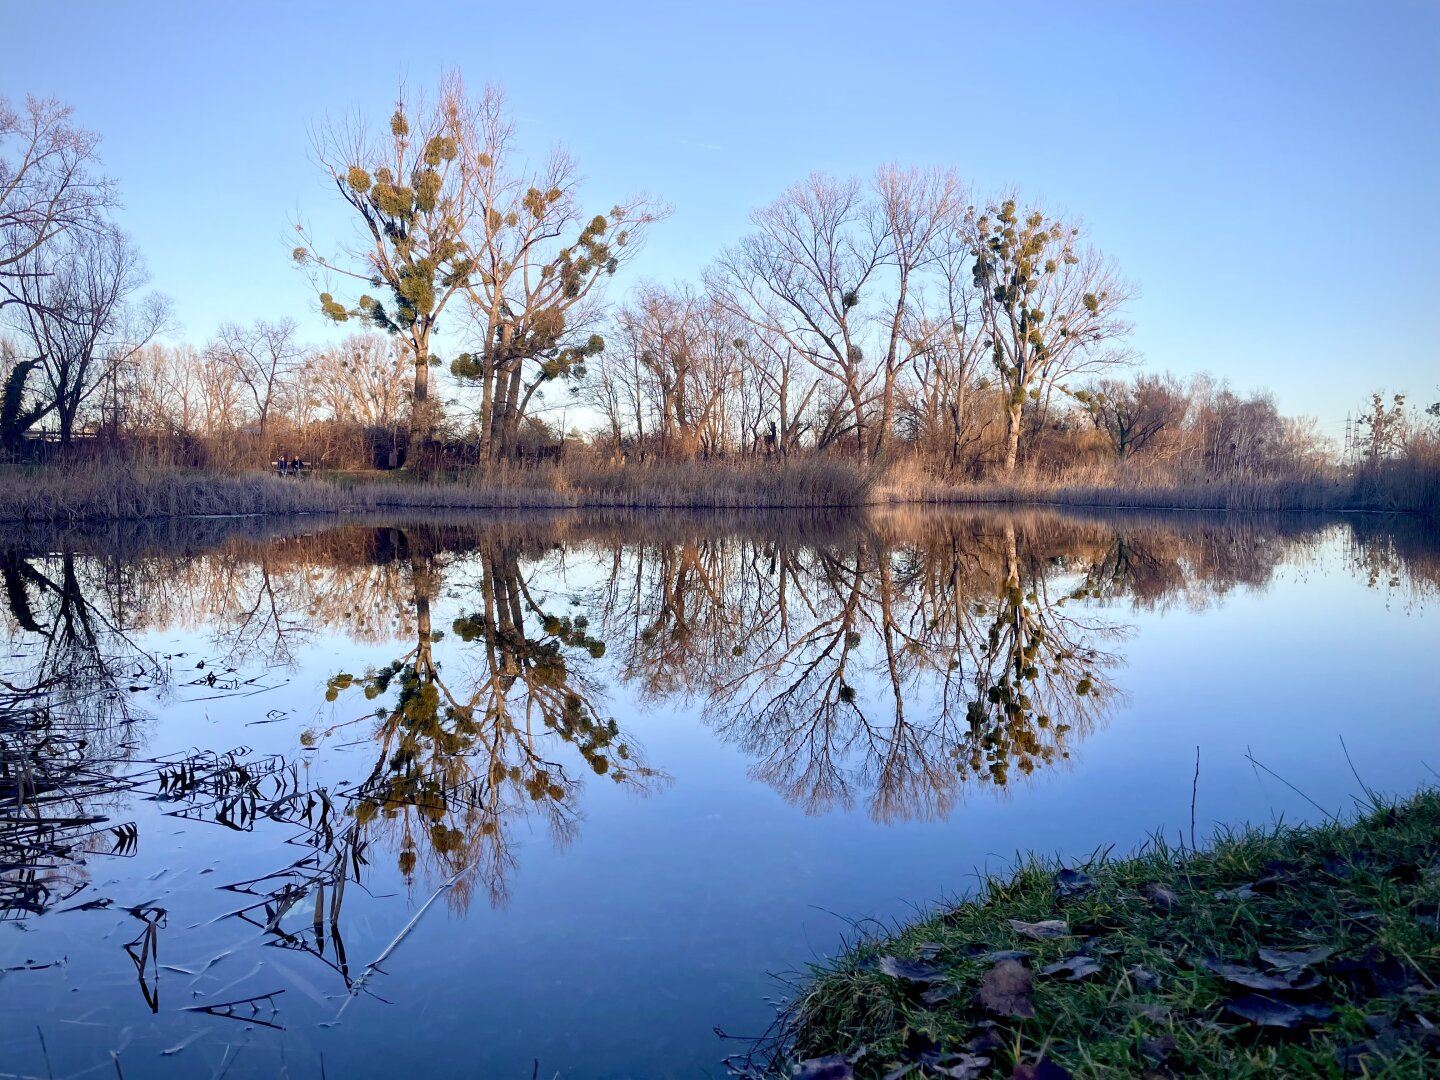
[{"left": 1003, "top": 400, "right": 1023, "bottom": 473}]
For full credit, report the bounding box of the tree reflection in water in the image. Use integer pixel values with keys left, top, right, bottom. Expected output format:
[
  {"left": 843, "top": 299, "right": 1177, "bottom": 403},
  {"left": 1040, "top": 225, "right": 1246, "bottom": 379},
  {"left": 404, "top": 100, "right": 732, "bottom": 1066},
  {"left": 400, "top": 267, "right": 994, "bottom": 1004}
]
[{"left": 3, "top": 508, "right": 1432, "bottom": 1012}]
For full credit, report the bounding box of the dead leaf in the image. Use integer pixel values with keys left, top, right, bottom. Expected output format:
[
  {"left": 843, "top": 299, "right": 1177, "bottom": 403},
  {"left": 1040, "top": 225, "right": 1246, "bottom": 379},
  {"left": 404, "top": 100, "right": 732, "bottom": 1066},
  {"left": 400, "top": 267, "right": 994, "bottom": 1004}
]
[
  {"left": 1127, "top": 965, "right": 1160, "bottom": 991},
  {"left": 1201, "top": 957, "right": 1321, "bottom": 991},
  {"left": 1127, "top": 1002, "right": 1171, "bottom": 1021},
  {"left": 1223, "top": 993, "right": 1333, "bottom": 1028},
  {"left": 1008, "top": 919, "right": 1068, "bottom": 940},
  {"left": 1011, "top": 1058, "right": 1073, "bottom": 1079},
  {"left": 792, "top": 1055, "right": 854, "bottom": 1080},
  {"left": 1143, "top": 882, "right": 1179, "bottom": 911},
  {"left": 984, "top": 949, "right": 1034, "bottom": 962},
  {"left": 878, "top": 956, "right": 946, "bottom": 984},
  {"left": 931, "top": 1055, "right": 991, "bottom": 1079},
  {"left": 1040, "top": 954, "right": 1101, "bottom": 981},
  {"left": 1140, "top": 1035, "right": 1177, "bottom": 1062},
  {"left": 1054, "top": 868, "right": 1095, "bottom": 899},
  {"left": 980, "top": 959, "right": 1036, "bottom": 1018},
  {"left": 1213, "top": 883, "right": 1257, "bottom": 900},
  {"left": 1327, "top": 946, "right": 1418, "bottom": 996},
  {"left": 1257, "top": 945, "right": 1333, "bottom": 970},
  {"left": 920, "top": 984, "right": 958, "bottom": 1007}
]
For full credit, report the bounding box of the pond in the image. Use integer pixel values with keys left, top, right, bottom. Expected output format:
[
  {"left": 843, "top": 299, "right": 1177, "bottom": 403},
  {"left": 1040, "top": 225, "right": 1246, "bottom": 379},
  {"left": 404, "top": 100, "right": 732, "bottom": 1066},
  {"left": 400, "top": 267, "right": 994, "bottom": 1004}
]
[{"left": 1, "top": 507, "right": 1437, "bottom": 1078}]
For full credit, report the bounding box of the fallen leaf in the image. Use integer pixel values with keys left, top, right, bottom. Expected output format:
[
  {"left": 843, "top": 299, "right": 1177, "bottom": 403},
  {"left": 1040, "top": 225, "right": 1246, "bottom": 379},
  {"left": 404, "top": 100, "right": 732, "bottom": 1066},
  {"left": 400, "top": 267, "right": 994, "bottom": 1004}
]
[
  {"left": 1257, "top": 945, "right": 1333, "bottom": 970},
  {"left": 1140, "top": 1034, "right": 1177, "bottom": 1062},
  {"left": 1127, "top": 1002, "right": 1171, "bottom": 1021},
  {"left": 966, "top": 1026, "right": 1007, "bottom": 1054},
  {"left": 984, "top": 949, "right": 1035, "bottom": 962},
  {"left": 1213, "top": 883, "right": 1257, "bottom": 900},
  {"left": 1127, "top": 965, "right": 1160, "bottom": 992},
  {"left": 1223, "top": 993, "right": 1334, "bottom": 1028},
  {"left": 914, "top": 941, "right": 945, "bottom": 959},
  {"left": 1201, "top": 957, "right": 1321, "bottom": 991},
  {"left": 920, "top": 984, "right": 958, "bottom": 1006},
  {"left": 1327, "top": 946, "right": 1418, "bottom": 996},
  {"left": 1011, "top": 1058, "right": 1073, "bottom": 1079},
  {"left": 1008, "top": 919, "right": 1068, "bottom": 940},
  {"left": 980, "top": 959, "right": 1036, "bottom": 1018},
  {"left": 792, "top": 1056, "right": 853, "bottom": 1080},
  {"left": 1142, "top": 882, "right": 1179, "bottom": 911},
  {"left": 931, "top": 1055, "right": 991, "bottom": 1079},
  {"left": 1040, "top": 954, "right": 1101, "bottom": 981},
  {"left": 1054, "top": 868, "right": 1095, "bottom": 899},
  {"left": 878, "top": 956, "right": 946, "bottom": 984}
]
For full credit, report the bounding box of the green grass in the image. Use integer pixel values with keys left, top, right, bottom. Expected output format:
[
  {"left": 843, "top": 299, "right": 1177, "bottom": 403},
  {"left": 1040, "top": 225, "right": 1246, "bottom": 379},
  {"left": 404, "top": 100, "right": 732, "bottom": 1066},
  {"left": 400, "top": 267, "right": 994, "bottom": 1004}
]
[{"left": 760, "top": 790, "right": 1440, "bottom": 1078}]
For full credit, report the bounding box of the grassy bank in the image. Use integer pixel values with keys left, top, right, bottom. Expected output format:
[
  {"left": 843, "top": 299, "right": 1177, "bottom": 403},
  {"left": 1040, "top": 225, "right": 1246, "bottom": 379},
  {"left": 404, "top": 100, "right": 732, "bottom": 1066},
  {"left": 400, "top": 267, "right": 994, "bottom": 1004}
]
[
  {"left": 0, "top": 458, "right": 874, "bottom": 522},
  {"left": 1, "top": 455, "right": 1435, "bottom": 522},
  {"left": 883, "top": 459, "right": 1440, "bottom": 516},
  {"left": 752, "top": 789, "right": 1440, "bottom": 1078}
]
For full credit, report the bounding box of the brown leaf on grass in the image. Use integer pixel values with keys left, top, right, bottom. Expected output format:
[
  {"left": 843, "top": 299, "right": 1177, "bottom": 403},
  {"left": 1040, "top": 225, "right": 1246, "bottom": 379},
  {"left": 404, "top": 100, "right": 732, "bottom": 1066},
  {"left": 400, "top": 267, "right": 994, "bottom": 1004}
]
[
  {"left": 1223, "top": 993, "right": 1334, "bottom": 1028},
  {"left": 1140, "top": 1034, "right": 1178, "bottom": 1062},
  {"left": 1008, "top": 919, "right": 1068, "bottom": 939},
  {"left": 920, "top": 984, "right": 958, "bottom": 1006},
  {"left": 1142, "top": 882, "right": 1179, "bottom": 911},
  {"left": 929, "top": 1055, "right": 991, "bottom": 1079},
  {"left": 1327, "top": 945, "right": 1420, "bottom": 996},
  {"left": 980, "top": 959, "right": 1036, "bottom": 1018},
  {"left": 1011, "top": 1058, "right": 1073, "bottom": 1079},
  {"left": 1201, "top": 957, "right": 1322, "bottom": 991},
  {"left": 1054, "top": 868, "right": 1095, "bottom": 899},
  {"left": 1040, "top": 954, "right": 1102, "bottom": 981},
  {"left": 1127, "top": 965, "right": 1160, "bottom": 991},
  {"left": 792, "top": 1055, "right": 854, "bottom": 1079},
  {"left": 984, "top": 949, "right": 1034, "bottom": 962},
  {"left": 877, "top": 955, "right": 946, "bottom": 984},
  {"left": 1127, "top": 1002, "right": 1171, "bottom": 1021},
  {"left": 1257, "top": 945, "right": 1333, "bottom": 970}
]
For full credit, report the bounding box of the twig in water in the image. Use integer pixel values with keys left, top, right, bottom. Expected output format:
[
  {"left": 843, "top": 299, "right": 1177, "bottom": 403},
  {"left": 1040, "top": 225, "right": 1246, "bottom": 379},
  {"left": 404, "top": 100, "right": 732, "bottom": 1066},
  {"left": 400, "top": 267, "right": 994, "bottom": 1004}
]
[
  {"left": 1245, "top": 746, "right": 1336, "bottom": 821},
  {"left": 336, "top": 862, "right": 469, "bottom": 1018},
  {"left": 1190, "top": 745, "right": 1200, "bottom": 852},
  {"left": 1339, "top": 734, "right": 1379, "bottom": 807}
]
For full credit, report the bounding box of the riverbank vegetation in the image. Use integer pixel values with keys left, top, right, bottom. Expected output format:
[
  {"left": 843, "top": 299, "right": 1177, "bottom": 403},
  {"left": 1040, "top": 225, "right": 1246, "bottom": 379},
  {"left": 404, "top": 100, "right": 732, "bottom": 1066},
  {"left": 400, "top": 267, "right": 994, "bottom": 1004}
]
[
  {"left": 747, "top": 787, "right": 1440, "bottom": 1078},
  {"left": 3, "top": 85, "right": 1437, "bottom": 517}
]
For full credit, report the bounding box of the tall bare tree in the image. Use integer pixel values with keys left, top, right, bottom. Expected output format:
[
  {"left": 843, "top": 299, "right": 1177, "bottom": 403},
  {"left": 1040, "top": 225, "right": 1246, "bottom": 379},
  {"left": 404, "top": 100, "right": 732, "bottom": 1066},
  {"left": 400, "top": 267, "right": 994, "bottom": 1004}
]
[
  {"left": 204, "top": 318, "right": 306, "bottom": 436},
  {"left": 1, "top": 96, "right": 116, "bottom": 315},
  {"left": 8, "top": 226, "right": 168, "bottom": 445}
]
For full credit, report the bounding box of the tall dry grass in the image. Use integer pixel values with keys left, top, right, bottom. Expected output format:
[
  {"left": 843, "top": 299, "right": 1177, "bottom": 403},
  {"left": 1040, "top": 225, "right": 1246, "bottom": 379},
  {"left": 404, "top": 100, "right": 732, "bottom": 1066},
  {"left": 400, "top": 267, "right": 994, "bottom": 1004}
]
[
  {"left": 884, "top": 456, "right": 1439, "bottom": 515},
  {"left": 3, "top": 447, "right": 1433, "bottom": 524},
  {"left": 0, "top": 457, "right": 876, "bottom": 523}
]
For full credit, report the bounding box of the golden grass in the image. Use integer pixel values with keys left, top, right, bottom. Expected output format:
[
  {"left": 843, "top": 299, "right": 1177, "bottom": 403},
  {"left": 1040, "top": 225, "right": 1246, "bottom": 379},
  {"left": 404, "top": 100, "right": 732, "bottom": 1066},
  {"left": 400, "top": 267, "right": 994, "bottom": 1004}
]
[
  {"left": 0, "top": 458, "right": 876, "bottom": 522},
  {"left": 2, "top": 449, "right": 1433, "bottom": 523}
]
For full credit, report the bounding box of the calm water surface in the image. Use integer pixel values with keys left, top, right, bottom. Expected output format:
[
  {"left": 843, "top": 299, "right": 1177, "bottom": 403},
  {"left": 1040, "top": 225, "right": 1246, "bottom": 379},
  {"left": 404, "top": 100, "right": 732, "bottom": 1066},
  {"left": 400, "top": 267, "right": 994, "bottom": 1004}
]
[{"left": 1, "top": 508, "right": 1437, "bottom": 1078}]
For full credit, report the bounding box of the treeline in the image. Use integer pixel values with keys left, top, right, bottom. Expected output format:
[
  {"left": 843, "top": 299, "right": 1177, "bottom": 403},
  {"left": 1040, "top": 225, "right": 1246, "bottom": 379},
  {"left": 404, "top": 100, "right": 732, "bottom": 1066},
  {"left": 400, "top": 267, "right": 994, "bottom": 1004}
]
[{"left": 3, "top": 82, "right": 1437, "bottom": 495}]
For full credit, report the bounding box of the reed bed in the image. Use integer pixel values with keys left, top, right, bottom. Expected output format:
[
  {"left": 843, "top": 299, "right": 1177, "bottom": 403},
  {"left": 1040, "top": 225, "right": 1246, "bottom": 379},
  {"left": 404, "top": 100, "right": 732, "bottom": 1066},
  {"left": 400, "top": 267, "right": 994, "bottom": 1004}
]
[
  {"left": 0, "top": 458, "right": 875, "bottom": 523},
  {"left": 1, "top": 451, "right": 1433, "bottom": 523}
]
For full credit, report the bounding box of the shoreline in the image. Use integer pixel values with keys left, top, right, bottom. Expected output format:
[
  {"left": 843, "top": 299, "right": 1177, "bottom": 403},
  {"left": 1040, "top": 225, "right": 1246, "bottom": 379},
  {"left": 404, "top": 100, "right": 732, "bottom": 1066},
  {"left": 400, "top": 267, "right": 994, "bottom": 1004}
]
[
  {"left": 0, "top": 463, "right": 1434, "bottom": 524},
  {"left": 749, "top": 788, "right": 1440, "bottom": 1078}
]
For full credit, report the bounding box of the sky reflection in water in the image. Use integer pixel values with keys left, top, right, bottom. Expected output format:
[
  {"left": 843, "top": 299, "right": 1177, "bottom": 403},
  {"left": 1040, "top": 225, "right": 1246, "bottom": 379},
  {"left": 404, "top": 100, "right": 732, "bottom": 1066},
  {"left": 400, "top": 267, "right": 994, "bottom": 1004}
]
[{"left": 1, "top": 508, "right": 1437, "bottom": 1078}]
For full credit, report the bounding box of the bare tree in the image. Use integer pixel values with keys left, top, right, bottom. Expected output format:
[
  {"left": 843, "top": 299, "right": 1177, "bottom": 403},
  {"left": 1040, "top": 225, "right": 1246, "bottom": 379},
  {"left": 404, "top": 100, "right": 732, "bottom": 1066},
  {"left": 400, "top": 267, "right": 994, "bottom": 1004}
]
[
  {"left": 1075, "top": 373, "right": 1188, "bottom": 459},
  {"left": 204, "top": 318, "right": 306, "bottom": 435},
  {"left": 305, "top": 331, "right": 410, "bottom": 429},
  {"left": 1, "top": 96, "right": 117, "bottom": 314},
  {"left": 8, "top": 226, "right": 169, "bottom": 445}
]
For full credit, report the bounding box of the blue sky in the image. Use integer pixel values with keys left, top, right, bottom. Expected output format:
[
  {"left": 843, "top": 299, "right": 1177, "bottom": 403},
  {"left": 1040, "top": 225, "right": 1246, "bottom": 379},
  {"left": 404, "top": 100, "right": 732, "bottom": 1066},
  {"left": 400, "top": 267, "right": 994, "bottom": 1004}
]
[{"left": 5, "top": 0, "right": 1436, "bottom": 429}]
